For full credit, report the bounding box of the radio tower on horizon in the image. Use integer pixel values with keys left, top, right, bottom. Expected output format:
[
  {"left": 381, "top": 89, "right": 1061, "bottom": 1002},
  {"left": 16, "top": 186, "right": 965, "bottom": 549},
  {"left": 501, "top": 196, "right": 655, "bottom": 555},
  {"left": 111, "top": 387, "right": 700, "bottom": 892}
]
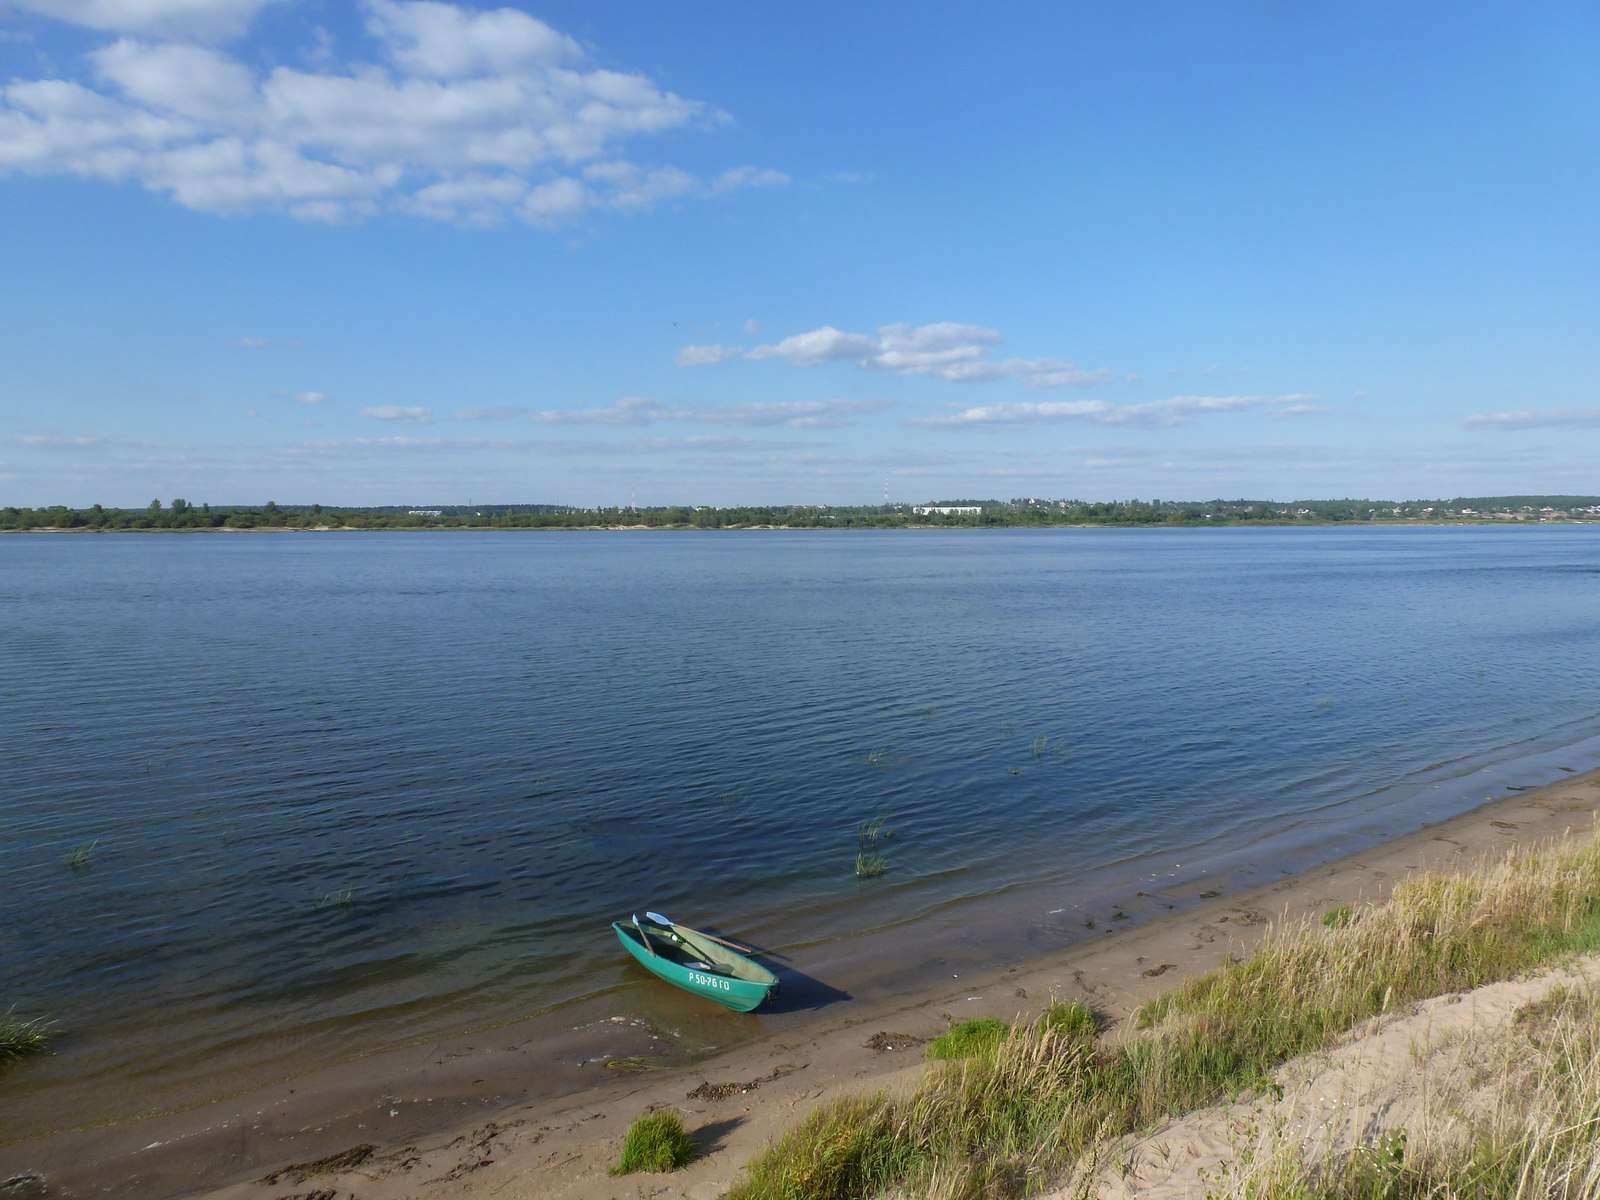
[{"left": 883, "top": 478, "right": 889, "bottom": 506}]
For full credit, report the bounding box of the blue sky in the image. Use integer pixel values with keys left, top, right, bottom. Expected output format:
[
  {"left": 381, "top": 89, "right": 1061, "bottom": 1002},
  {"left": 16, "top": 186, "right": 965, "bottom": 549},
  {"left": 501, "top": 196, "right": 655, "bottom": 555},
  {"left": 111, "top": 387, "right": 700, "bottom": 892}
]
[{"left": 2, "top": 1, "right": 1597, "bottom": 507}]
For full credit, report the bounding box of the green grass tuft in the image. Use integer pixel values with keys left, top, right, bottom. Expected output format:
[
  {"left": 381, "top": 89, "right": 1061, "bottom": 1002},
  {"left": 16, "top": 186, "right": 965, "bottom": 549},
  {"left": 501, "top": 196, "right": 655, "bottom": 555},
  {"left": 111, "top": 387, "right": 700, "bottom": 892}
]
[
  {"left": 0, "top": 1007, "right": 55, "bottom": 1063},
  {"left": 1321, "top": 904, "right": 1355, "bottom": 928},
  {"left": 926, "top": 1017, "right": 1011, "bottom": 1060},
  {"left": 1039, "top": 999, "right": 1096, "bottom": 1041},
  {"left": 609, "top": 1109, "right": 695, "bottom": 1175}
]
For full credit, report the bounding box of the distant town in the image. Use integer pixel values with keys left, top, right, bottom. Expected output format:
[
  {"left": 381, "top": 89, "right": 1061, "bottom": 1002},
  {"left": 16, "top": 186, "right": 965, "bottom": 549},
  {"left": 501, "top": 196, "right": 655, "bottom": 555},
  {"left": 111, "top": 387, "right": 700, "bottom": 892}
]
[{"left": 5, "top": 495, "right": 1600, "bottom": 531}]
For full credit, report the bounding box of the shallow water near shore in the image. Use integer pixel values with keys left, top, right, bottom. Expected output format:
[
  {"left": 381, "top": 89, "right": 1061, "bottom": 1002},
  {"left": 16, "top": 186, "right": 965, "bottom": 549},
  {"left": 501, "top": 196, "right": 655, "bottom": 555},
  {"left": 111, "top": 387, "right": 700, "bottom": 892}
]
[{"left": 5, "top": 525, "right": 1600, "bottom": 1142}]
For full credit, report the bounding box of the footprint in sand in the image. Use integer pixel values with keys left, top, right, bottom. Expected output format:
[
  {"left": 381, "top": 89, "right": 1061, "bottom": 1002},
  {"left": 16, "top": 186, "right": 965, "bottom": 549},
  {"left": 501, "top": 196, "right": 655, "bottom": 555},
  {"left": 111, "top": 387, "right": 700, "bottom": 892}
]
[{"left": 1142, "top": 963, "right": 1176, "bottom": 977}]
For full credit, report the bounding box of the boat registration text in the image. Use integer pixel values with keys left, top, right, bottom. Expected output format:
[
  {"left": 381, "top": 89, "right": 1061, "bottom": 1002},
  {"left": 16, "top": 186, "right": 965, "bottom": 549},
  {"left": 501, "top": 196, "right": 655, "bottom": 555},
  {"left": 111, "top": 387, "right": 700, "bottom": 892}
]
[{"left": 688, "top": 971, "right": 731, "bottom": 991}]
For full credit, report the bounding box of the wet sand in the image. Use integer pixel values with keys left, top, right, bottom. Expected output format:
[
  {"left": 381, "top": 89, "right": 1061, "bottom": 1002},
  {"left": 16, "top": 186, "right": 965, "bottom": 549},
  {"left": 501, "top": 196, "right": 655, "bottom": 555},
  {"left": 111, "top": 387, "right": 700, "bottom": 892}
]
[{"left": 5, "top": 769, "right": 1599, "bottom": 1200}]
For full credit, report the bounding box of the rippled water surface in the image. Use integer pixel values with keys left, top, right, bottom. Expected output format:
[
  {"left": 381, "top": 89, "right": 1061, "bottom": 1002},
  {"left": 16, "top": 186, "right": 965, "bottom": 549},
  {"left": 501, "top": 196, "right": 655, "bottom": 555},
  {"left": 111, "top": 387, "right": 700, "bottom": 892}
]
[{"left": 5, "top": 527, "right": 1600, "bottom": 1136}]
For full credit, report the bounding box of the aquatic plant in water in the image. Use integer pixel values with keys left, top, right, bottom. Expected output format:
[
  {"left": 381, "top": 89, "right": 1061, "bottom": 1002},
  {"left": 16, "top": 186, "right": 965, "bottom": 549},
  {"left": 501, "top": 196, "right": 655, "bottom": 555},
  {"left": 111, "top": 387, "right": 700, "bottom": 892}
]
[
  {"left": 63, "top": 838, "right": 99, "bottom": 870},
  {"left": 856, "top": 815, "right": 891, "bottom": 878},
  {"left": 312, "top": 888, "right": 355, "bottom": 912},
  {"left": 0, "top": 1008, "right": 54, "bottom": 1063},
  {"left": 1030, "top": 734, "right": 1063, "bottom": 762}
]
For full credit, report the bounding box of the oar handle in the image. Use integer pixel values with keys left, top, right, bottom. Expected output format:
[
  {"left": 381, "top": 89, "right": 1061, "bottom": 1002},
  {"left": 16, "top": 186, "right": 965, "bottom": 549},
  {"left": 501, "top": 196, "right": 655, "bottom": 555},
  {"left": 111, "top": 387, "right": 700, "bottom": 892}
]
[
  {"left": 646, "top": 912, "right": 756, "bottom": 956},
  {"left": 698, "top": 930, "right": 757, "bottom": 955}
]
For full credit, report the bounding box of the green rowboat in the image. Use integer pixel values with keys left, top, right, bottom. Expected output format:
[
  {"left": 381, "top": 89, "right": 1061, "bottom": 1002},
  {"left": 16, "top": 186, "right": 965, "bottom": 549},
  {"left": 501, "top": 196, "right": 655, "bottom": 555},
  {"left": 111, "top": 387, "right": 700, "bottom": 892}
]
[{"left": 612, "top": 912, "right": 779, "bottom": 1012}]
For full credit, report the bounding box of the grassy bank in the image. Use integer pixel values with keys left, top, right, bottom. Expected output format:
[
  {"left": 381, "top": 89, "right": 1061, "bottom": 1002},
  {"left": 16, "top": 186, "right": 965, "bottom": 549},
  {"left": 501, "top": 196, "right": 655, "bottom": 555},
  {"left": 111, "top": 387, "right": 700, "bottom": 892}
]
[
  {"left": 1219, "top": 983, "right": 1600, "bottom": 1198},
  {"left": 724, "top": 828, "right": 1600, "bottom": 1200}
]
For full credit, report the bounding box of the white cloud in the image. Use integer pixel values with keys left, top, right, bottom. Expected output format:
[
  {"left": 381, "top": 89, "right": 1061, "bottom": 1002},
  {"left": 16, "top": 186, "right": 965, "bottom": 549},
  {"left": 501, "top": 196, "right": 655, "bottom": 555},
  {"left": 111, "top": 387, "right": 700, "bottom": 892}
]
[
  {"left": 702, "top": 398, "right": 893, "bottom": 429},
  {"left": 364, "top": 0, "right": 579, "bottom": 80},
  {"left": 529, "top": 396, "right": 666, "bottom": 425},
  {"left": 710, "top": 165, "right": 787, "bottom": 192},
  {"left": 1463, "top": 409, "right": 1600, "bottom": 431},
  {"left": 911, "top": 394, "right": 1320, "bottom": 429},
  {"left": 11, "top": 0, "right": 280, "bottom": 41},
  {"left": 674, "top": 343, "right": 739, "bottom": 367},
  {"left": 11, "top": 431, "right": 141, "bottom": 448},
  {"left": 90, "top": 38, "right": 256, "bottom": 120},
  {"left": 0, "top": 1, "right": 786, "bottom": 224},
  {"left": 523, "top": 395, "right": 891, "bottom": 429},
  {"left": 746, "top": 325, "right": 879, "bottom": 366},
  {"left": 454, "top": 405, "right": 524, "bottom": 420},
  {"left": 294, "top": 391, "right": 328, "bottom": 404},
  {"left": 521, "top": 175, "right": 587, "bottom": 226},
  {"left": 234, "top": 334, "right": 266, "bottom": 346},
  {"left": 736, "top": 321, "right": 1112, "bottom": 387},
  {"left": 361, "top": 404, "right": 433, "bottom": 423}
]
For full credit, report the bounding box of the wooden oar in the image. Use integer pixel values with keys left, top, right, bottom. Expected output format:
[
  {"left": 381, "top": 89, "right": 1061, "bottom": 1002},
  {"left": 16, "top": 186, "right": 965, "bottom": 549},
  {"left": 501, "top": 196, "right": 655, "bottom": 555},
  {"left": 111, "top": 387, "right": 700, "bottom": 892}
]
[
  {"left": 632, "top": 913, "right": 656, "bottom": 956},
  {"left": 645, "top": 911, "right": 756, "bottom": 956}
]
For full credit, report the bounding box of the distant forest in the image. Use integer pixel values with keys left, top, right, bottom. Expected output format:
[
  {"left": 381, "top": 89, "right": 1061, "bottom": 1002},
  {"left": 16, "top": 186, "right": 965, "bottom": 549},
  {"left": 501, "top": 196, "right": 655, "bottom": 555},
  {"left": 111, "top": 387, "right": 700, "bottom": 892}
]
[{"left": 5, "top": 496, "right": 1600, "bottom": 531}]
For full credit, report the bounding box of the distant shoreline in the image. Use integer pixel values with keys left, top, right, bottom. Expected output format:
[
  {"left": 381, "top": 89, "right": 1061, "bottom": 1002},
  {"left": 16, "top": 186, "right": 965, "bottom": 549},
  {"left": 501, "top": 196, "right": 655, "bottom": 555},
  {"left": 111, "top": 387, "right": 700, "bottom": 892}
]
[
  {"left": 8, "top": 518, "right": 1599, "bottom": 535},
  {"left": 7, "top": 494, "right": 1600, "bottom": 534}
]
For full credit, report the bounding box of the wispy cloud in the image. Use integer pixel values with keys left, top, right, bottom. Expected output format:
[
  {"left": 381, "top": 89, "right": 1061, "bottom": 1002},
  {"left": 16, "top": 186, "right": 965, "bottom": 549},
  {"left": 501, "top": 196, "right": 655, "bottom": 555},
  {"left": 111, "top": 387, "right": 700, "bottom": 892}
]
[
  {"left": 700, "top": 398, "right": 892, "bottom": 429},
  {"left": 525, "top": 395, "right": 892, "bottom": 429},
  {"left": 682, "top": 321, "right": 1113, "bottom": 388},
  {"left": 454, "top": 406, "right": 526, "bottom": 421},
  {"left": 674, "top": 343, "right": 741, "bottom": 367},
  {"left": 9, "top": 431, "right": 144, "bottom": 449},
  {"left": 910, "top": 393, "right": 1320, "bottom": 429},
  {"left": 361, "top": 404, "right": 433, "bottom": 424},
  {"left": 0, "top": 0, "right": 786, "bottom": 224},
  {"left": 1463, "top": 409, "right": 1600, "bottom": 431},
  {"left": 294, "top": 390, "right": 329, "bottom": 404},
  {"left": 528, "top": 396, "right": 667, "bottom": 426},
  {"left": 11, "top": 0, "right": 278, "bottom": 41}
]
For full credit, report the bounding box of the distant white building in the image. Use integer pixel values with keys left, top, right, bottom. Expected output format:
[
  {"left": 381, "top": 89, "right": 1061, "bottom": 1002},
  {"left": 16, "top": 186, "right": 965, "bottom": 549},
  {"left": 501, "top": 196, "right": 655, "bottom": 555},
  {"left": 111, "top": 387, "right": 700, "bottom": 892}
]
[
  {"left": 408, "top": 509, "right": 443, "bottom": 517},
  {"left": 913, "top": 505, "right": 982, "bottom": 516}
]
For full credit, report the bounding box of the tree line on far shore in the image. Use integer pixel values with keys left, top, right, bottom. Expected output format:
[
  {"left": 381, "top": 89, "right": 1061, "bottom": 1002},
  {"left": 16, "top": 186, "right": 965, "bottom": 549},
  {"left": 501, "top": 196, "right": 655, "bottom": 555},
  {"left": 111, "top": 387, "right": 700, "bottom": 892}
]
[{"left": 5, "top": 494, "right": 1600, "bottom": 532}]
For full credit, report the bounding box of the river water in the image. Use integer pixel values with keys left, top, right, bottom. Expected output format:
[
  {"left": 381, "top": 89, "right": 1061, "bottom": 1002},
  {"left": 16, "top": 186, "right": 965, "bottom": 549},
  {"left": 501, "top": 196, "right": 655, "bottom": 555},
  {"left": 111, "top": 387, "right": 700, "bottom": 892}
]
[{"left": 5, "top": 526, "right": 1600, "bottom": 1139}]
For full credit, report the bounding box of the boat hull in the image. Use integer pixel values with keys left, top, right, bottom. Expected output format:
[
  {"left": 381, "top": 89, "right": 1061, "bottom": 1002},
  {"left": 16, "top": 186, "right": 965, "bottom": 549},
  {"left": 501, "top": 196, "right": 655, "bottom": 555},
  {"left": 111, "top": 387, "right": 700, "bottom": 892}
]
[{"left": 612, "top": 917, "right": 778, "bottom": 1012}]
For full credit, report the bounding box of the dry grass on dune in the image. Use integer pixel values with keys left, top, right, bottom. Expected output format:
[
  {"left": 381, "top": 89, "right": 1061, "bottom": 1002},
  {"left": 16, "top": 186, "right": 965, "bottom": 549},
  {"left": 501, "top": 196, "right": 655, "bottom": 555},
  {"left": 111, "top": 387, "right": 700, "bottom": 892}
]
[{"left": 723, "top": 829, "right": 1600, "bottom": 1200}]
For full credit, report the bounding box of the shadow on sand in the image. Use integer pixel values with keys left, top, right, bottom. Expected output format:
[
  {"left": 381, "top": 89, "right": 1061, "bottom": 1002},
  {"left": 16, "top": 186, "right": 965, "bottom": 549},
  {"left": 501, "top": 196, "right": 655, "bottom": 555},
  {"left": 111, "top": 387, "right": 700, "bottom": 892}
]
[
  {"left": 689, "top": 1115, "right": 744, "bottom": 1156},
  {"left": 770, "top": 965, "right": 851, "bottom": 1012}
]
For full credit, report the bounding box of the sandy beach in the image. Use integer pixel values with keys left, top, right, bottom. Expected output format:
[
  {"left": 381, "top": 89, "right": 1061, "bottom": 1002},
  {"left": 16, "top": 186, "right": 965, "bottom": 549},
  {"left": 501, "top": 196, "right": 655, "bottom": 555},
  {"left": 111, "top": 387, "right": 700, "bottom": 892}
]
[{"left": 5, "top": 768, "right": 1599, "bottom": 1200}]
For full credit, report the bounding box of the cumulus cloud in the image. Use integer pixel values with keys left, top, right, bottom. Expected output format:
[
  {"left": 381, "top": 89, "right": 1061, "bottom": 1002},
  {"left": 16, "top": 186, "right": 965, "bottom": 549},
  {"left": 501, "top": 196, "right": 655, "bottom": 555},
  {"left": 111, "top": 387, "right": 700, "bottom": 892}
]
[
  {"left": 361, "top": 404, "right": 433, "bottom": 423},
  {"left": 0, "top": 0, "right": 786, "bottom": 223},
  {"left": 716, "top": 321, "right": 1113, "bottom": 387},
  {"left": 911, "top": 394, "right": 1320, "bottom": 429},
  {"left": 1463, "top": 409, "right": 1600, "bottom": 431},
  {"left": 294, "top": 390, "right": 328, "bottom": 404}
]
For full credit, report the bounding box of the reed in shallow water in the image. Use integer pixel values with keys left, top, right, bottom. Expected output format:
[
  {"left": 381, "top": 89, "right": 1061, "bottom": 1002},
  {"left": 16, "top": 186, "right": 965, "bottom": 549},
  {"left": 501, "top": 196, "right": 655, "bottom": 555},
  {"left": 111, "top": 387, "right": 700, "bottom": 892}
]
[{"left": 0, "top": 1007, "right": 54, "bottom": 1063}]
